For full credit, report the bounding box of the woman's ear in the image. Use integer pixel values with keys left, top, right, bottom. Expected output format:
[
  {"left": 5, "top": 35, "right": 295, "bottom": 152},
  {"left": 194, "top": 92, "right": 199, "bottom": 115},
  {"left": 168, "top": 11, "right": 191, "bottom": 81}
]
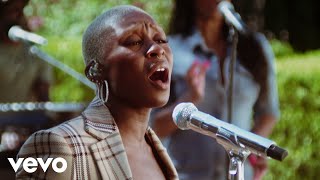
[{"left": 85, "top": 60, "right": 105, "bottom": 83}]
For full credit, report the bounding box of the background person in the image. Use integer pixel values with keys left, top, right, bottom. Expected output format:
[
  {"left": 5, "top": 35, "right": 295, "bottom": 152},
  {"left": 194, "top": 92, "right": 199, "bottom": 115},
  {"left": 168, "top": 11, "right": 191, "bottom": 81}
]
[
  {"left": 0, "top": 1, "right": 52, "bottom": 179},
  {"left": 152, "top": 0, "right": 280, "bottom": 179},
  {"left": 0, "top": 0, "right": 52, "bottom": 151},
  {"left": 16, "top": 5, "right": 178, "bottom": 180}
]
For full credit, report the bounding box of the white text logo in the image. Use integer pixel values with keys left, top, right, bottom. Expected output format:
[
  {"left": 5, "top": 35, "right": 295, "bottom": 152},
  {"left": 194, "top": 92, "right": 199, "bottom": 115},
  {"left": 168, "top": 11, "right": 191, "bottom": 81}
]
[{"left": 8, "top": 157, "right": 67, "bottom": 173}]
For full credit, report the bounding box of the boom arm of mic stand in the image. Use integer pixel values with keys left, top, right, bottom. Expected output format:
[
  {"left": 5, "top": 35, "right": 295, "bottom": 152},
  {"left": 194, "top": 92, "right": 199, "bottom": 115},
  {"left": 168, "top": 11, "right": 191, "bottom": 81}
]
[{"left": 29, "top": 46, "right": 96, "bottom": 90}]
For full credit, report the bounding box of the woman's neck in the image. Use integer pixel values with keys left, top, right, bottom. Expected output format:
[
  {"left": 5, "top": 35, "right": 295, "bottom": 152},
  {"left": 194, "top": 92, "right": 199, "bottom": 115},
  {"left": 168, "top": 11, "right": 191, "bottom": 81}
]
[
  {"left": 107, "top": 98, "right": 151, "bottom": 145},
  {"left": 196, "top": 16, "right": 227, "bottom": 60},
  {"left": 211, "top": 35, "right": 227, "bottom": 61}
]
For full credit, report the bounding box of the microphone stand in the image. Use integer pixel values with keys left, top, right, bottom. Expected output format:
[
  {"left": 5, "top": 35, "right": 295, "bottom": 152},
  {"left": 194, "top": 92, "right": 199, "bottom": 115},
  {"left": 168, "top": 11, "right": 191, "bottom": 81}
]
[
  {"left": 216, "top": 125, "right": 250, "bottom": 180},
  {"left": 29, "top": 45, "right": 96, "bottom": 90},
  {"left": 227, "top": 26, "right": 237, "bottom": 124},
  {"left": 226, "top": 25, "right": 247, "bottom": 180}
]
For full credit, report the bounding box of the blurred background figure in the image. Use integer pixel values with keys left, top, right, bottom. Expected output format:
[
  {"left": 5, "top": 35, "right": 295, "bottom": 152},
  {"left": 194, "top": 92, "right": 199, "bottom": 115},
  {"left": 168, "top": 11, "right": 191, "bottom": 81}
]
[
  {"left": 152, "top": 0, "right": 280, "bottom": 179},
  {"left": 0, "top": 1, "right": 53, "bottom": 179},
  {"left": 0, "top": 0, "right": 52, "bottom": 152}
]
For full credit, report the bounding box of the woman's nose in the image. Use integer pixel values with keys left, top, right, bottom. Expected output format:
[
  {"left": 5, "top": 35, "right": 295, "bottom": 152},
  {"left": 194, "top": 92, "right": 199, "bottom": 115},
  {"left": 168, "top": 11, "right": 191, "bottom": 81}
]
[{"left": 146, "top": 43, "right": 165, "bottom": 59}]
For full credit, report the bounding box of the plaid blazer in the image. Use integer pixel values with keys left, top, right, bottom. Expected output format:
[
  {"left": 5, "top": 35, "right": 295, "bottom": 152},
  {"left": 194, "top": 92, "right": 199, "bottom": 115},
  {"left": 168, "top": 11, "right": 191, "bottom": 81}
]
[{"left": 16, "top": 96, "right": 178, "bottom": 180}]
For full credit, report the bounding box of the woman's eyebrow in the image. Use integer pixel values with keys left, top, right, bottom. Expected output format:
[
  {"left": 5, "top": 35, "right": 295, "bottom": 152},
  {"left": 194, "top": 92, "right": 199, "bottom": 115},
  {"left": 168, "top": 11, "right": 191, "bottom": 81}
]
[{"left": 118, "top": 25, "right": 141, "bottom": 38}]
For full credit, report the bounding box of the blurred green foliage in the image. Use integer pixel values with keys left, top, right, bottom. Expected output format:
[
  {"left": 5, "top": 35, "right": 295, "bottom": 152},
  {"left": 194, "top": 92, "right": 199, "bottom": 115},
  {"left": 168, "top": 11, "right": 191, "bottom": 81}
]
[
  {"left": 26, "top": 0, "right": 173, "bottom": 102},
  {"left": 26, "top": 0, "right": 320, "bottom": 179},
  {"left": 270, "top": 39, "right": 294, "bottom": 59},
  {"left": 265, "top": 52, "right": 320, "bottom": 180}
]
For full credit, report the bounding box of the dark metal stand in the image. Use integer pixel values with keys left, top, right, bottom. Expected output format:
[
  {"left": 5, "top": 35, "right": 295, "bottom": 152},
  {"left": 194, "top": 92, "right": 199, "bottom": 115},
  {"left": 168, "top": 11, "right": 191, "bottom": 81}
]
[
  {"left": 29, "top": 45, "right": 95, "bottom": 90},
  {"left": 225, "top": 26, "right": 247, "bottom": 180},
  {"left": 227, "top": 26, "right": 238, "bottom": 124}
]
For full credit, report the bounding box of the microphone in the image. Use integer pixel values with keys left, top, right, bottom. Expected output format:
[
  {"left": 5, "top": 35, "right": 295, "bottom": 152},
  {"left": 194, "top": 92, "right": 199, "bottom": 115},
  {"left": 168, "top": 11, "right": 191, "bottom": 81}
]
[
  {"left": 218, "top": 1, "right": 248, "bottom": 34},
  {"left": 8, "top": 26, "right": 47, "bottom": 45},
  {"left": 172, "top": 102, "right": 288, "bottom": 161}
]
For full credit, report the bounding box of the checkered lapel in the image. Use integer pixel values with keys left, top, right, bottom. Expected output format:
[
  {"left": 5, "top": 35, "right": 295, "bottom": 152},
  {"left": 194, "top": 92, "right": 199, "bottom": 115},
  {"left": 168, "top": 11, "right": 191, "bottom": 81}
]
[
  {"left": 146, "top": 128, "right": 179, "bottom": 179},
  {"left": 16, "top": 96, "right": 178, "bottom": 179},
  {"left": 83, "top": 96, "right": 133, "bottom": 180}
]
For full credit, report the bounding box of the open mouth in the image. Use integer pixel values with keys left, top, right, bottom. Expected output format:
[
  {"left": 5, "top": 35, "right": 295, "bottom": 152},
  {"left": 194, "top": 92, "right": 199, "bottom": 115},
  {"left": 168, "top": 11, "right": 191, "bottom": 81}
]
[
  {"left": 150, "top": 67, "right": 169, "bottom": 83},
  {"left": 148, "top": 66, "right": 169, "bottom": 89}
]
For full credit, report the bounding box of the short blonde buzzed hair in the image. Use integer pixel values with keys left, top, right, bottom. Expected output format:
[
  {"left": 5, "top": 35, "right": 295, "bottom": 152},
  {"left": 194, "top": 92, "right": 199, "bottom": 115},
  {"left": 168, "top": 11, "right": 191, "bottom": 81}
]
[{"left": 82, "top": 5, "right": 148, "bottom": 66}]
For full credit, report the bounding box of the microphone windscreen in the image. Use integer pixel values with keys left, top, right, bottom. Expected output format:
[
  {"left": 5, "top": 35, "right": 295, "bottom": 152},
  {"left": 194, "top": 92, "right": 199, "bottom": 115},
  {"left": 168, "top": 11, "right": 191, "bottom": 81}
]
[
  {"left": 172, "top": 102, "right": 197, "bottom": 130},
  {"left": 8, "top": 26, "right": 21, "bottom": 41},
  {"left": 8, "top": 26, "right": 47, "bottom": 45},
  {"left": 218, "top": 0, "right": 234, "bottom": 12}
]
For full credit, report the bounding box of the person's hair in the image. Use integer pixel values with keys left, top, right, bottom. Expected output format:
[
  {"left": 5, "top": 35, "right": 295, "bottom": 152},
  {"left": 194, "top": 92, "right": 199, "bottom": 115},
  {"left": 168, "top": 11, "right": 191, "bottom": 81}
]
[
  {"left": 169, "top": 0, "right": 269, "bottom": 92},
  {"left": 168, "top": 0, "right": 195, "bottom": 37},
  {"left": 0, "top": 0, "right": 29, "bottom": 12},
  {"left": 82, "top": 5, "right": 147, "bottom": 66},
  {"left": 0, "top": 0, "right": 30, "bottom": 31},
  {"left": 237, "top": 33, "right": 269, "bottom": 92}
]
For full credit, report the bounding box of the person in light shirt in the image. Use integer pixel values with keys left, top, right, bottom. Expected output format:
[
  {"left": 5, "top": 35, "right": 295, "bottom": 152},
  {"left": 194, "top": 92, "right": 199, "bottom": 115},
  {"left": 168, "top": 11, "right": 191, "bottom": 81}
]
[{"left": 152, "top": 0, "right": 280, "bottom": 179}]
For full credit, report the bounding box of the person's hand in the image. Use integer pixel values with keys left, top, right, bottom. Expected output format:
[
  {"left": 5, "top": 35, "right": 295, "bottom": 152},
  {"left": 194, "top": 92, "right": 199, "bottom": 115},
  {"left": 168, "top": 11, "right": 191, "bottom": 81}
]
[
  {"left": 249, "top": 155, "right": 268, "bottom": 180},
  {"left": 184, "top": 60, "right": 210, "bottom": 104}
]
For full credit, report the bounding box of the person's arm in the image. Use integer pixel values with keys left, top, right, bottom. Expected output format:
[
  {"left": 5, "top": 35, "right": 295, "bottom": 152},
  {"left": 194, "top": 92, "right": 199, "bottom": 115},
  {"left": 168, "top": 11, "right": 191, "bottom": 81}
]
[
  {"left": 249, "top": 33, "right": 280, "bottom": 180},
  {"left": 32, "top": 59, "right": 53, "bottom": 102},
  {"left": 152, "top": 61, "right": 210, "bottom": 138},
  {"left": 32, "top": 80, "right": 50, "bottom": 101},
  {"left": 251, "top": 114, "right": 277, "bottom": 137},
  {"left": 251, "top": 33, "right": 280, "bottom": 137},
  {"left": 249, "top": 115, "right": 277, "bottom": 180}
]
